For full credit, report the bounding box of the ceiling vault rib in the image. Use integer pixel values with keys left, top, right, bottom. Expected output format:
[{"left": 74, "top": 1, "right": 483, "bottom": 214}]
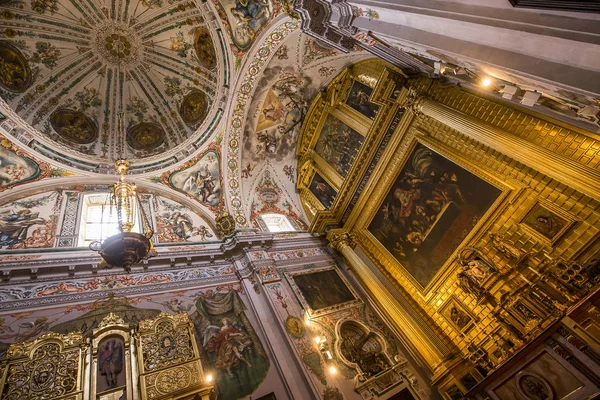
[{"left": 19, "top": 53, "right": 98, "bottom": 116}]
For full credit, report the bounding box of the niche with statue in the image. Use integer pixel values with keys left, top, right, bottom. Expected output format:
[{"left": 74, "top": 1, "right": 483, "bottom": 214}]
[{"left": 335, "top": 320, "right": 420, "bottom": 399}]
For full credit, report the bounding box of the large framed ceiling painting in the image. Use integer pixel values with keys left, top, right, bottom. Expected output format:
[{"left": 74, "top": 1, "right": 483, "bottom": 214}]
[
  {"left": 314, "top": 114, "right": 364, "bottom": 178},
  {"left": 367, "top": 142, "right": 502, "bottom": 289}
]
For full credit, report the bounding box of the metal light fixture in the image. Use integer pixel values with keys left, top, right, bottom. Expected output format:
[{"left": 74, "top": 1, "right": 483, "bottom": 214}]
[{"left": 89, "top": 113, "right": 157, "bottom": 272}]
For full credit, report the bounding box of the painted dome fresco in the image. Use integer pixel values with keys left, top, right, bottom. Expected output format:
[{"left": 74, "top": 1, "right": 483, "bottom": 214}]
[{"left": 0, "top": 0, "right": 224, "bottom": 172}]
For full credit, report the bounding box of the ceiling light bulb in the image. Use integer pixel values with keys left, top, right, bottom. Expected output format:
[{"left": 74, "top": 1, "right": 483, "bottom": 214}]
[
  {"left": 305, "top": 319, "right": 311, "bottom": 327},
  {"left": 482, "top": 78, "right": 491, "bottom": 87},
  {"left": 205, "top": 374, "right": 213, "bottom": 383},
  {"left": 315, "top": 337, "right": 321, "bottom": 344},
  {"left": 329, "top": 366, "right": 337, "bottom": 374}
]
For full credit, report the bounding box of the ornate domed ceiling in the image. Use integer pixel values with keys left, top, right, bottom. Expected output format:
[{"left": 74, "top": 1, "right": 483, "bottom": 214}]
[{"left": 0, "top": 0, "right": 223, "bottom": 171}]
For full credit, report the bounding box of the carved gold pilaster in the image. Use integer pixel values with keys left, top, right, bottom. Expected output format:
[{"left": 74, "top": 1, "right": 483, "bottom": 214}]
[
  {"left": 327, "top": 230, "right": 449, "bottom": 376},
  {"left": 328, "top": 231, "right": 356, "bottom": 252},
  {"left": 415, "top": 96, "right": 600, "bottom": 200}
]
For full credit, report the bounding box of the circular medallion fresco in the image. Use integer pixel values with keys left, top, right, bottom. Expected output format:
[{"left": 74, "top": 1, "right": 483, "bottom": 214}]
[
  {"left": 194, "top": 28, "right": 217, "bottom": 70},
  {"left": 50, "top": 108, "right": 99, "bottom": 144},
  {"left": 180, "top": 90, "right": 208, "bottom": 125},
  {"left": 0, "top": 41, "right": 32, "bottom": 92},
  {"left": 127, "top": 122, "right": 166, "bottom": 151}
]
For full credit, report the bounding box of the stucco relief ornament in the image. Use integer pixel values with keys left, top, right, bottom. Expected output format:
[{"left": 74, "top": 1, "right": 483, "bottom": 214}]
[
  {"left": 489, "top": 233, "right": 527, "bottom": 260},
  {"left": 405, "top": 88, "right": 425, "bottom": 117},
  {"left": 97, "top": 312, "right": 126, "bottom": 329},
  {"left": 215, "top": 210, "right": 236, "bottom": 237}
]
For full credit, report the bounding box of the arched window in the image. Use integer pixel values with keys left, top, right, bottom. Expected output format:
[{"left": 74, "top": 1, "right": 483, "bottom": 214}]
[
  {"left": 259, "top": 213, "right": 296, "bottom": 233},
  {"left": 78, "top": 193, "right": 141, "bottom": 246}
]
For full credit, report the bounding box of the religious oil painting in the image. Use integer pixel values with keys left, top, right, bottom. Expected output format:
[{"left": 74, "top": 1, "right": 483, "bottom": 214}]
[
  {"left": 191, "top": 289, "right": 269, "bottom": 400},
  {"left": 314, "top": 114, "right": 364, "bottom": 178},
  {"left": 308, "top": 172, "right": 338, "bottom": 209},
  {"left": 520, "top": 201, "right": 573, "bottom": 245},
  {"left": 368, "top": 143, "right": 501, "bottom": 288},
  {"left": 345, "top": 81, "right": 380, "bottom": 119},
  {"left": 168, "top": 149, "right": 222, "bottom": 207},
  {"left": 440, "top": 297, "right": 475, "bottom": 333},
  {"left": 216, "top": 0, "right": 274, "bottom": 51},
  {"left": 292, "top": 269, "right": 356, "bottom": 311}
]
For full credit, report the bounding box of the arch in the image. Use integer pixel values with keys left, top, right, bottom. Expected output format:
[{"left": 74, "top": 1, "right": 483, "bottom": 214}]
[
  {"left": 0, "top": 176, "right": 221, "bottom": 240},
  {"left": 334, "top": 318, "right": 392, "bottom": 378},
  {"left": 222, "top": 18, "right": 301, "bottom": 227}
]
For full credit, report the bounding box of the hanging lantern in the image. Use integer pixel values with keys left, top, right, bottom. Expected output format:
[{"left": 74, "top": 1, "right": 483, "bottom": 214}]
[{"left": 89, "top": 160, "right": 156, "bottom": 273}]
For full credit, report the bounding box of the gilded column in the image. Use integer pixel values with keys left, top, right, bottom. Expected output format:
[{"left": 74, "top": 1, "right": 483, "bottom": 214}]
[
  {"left": 328, "top": 231, "right": 449, "bottom": 376},
  {"left": 407, "top": 92, "right": 600, "bottom": 201}
]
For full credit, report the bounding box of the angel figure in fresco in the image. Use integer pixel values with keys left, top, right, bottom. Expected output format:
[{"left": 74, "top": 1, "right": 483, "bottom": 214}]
[
  {"left": 164, "top": 298, "right": 192, "bottom": 314},
  {"left": 203, "top": 317, "right": 253, "bottom": 376},
  {"left": 230, "top": 0, "right": 270, "bottom": 42},
  {"left": 0, "top": 209, "right": 45, "bottom": 248},
  {"left": 170, "top": 32, "right": 192, "bottom": 58},
  {"left": 183, "top": 165, "right": 217, "bottom": 204},
  {"left": 0, "top": 159, "right": 26, "bottom": 186},
  {"left": 193, "top": 225, "right": 213, "bottom": 241},
  {"left": 165, "top": 211, "right": 195, "bottom": 240},
  {"left": 98, "top": 338, "right": 123, "bottom": 389},
  {"left": 15, "top": 316, "right": 51, "bottom": 341}
]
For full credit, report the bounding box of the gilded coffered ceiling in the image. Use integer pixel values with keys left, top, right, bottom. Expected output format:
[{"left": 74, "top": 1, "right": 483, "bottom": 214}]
[{"left": 0, "top": 0, "right": 224, "bottom": 171}]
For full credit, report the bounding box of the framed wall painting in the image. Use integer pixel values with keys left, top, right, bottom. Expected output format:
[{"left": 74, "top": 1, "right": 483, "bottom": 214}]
[
  {"left": 366, "top": 141, "right": 503, "bottom": 289},
  {"left": 313, "top": 114, "right": 364, "bottom": 178},
  {"left": 439, "top": 296, "right": 477, "bottom": 334},
  {"left": 286, "top": 267, "right": 361, "bottom": 316},
  {"left": 345, "top": 80, "right": 380, "bottom": 119},
  {"left": 519, "top": 201, "right": 576, "bottom": 246},
  {"left": 308, "top": 171, "right": 338, "bottom": 209}
]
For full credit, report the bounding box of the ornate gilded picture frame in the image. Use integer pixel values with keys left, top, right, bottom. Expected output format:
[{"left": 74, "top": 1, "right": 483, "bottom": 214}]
[
  {"left": 439, "top": 296, "right": 477, "bottom": 334},
  {"left": 363, "top": 137, "right": 509, "bottom": 293},
  {"left": 286, "top": 266, "right": 361, "bottom": 317},
  {"left": 519, "top": 200, "right": 576, "bottom": 246}
]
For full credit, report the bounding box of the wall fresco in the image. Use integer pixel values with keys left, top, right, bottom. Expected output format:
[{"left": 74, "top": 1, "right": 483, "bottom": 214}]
[
  {"left": 191, "top": 289, "right": 270, "bottom": 400},
  {"left": 214, "top": 0, "right": 275, "bottom": 52},
  {"left": 0, "top": 135, "right": 51, "bottom": 192},
  {"left": 165, "top": 147, "right": 223, "bottom": 209},
  {"left": 153, "top": 195, "right": 216, "bottom": 242},
  {"left": 0, "top": 191, "right": 61, "bottom": 250}
]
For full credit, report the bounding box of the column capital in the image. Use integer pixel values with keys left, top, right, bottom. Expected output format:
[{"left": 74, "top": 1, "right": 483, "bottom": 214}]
[
  {"left": 327, "top": 231, "right": 356, "bottom": 252},
  {"left": 404, "top": 88, "right": 427, "bottom": 117}
]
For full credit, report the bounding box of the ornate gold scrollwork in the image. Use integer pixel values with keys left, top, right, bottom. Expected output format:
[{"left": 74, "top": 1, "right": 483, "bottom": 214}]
[
  {"left": 1, "top": 332, "right": 84, "bottom": 400},
  {"left": 137, "top": 312, "right": 212, "bottom": 400}
]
